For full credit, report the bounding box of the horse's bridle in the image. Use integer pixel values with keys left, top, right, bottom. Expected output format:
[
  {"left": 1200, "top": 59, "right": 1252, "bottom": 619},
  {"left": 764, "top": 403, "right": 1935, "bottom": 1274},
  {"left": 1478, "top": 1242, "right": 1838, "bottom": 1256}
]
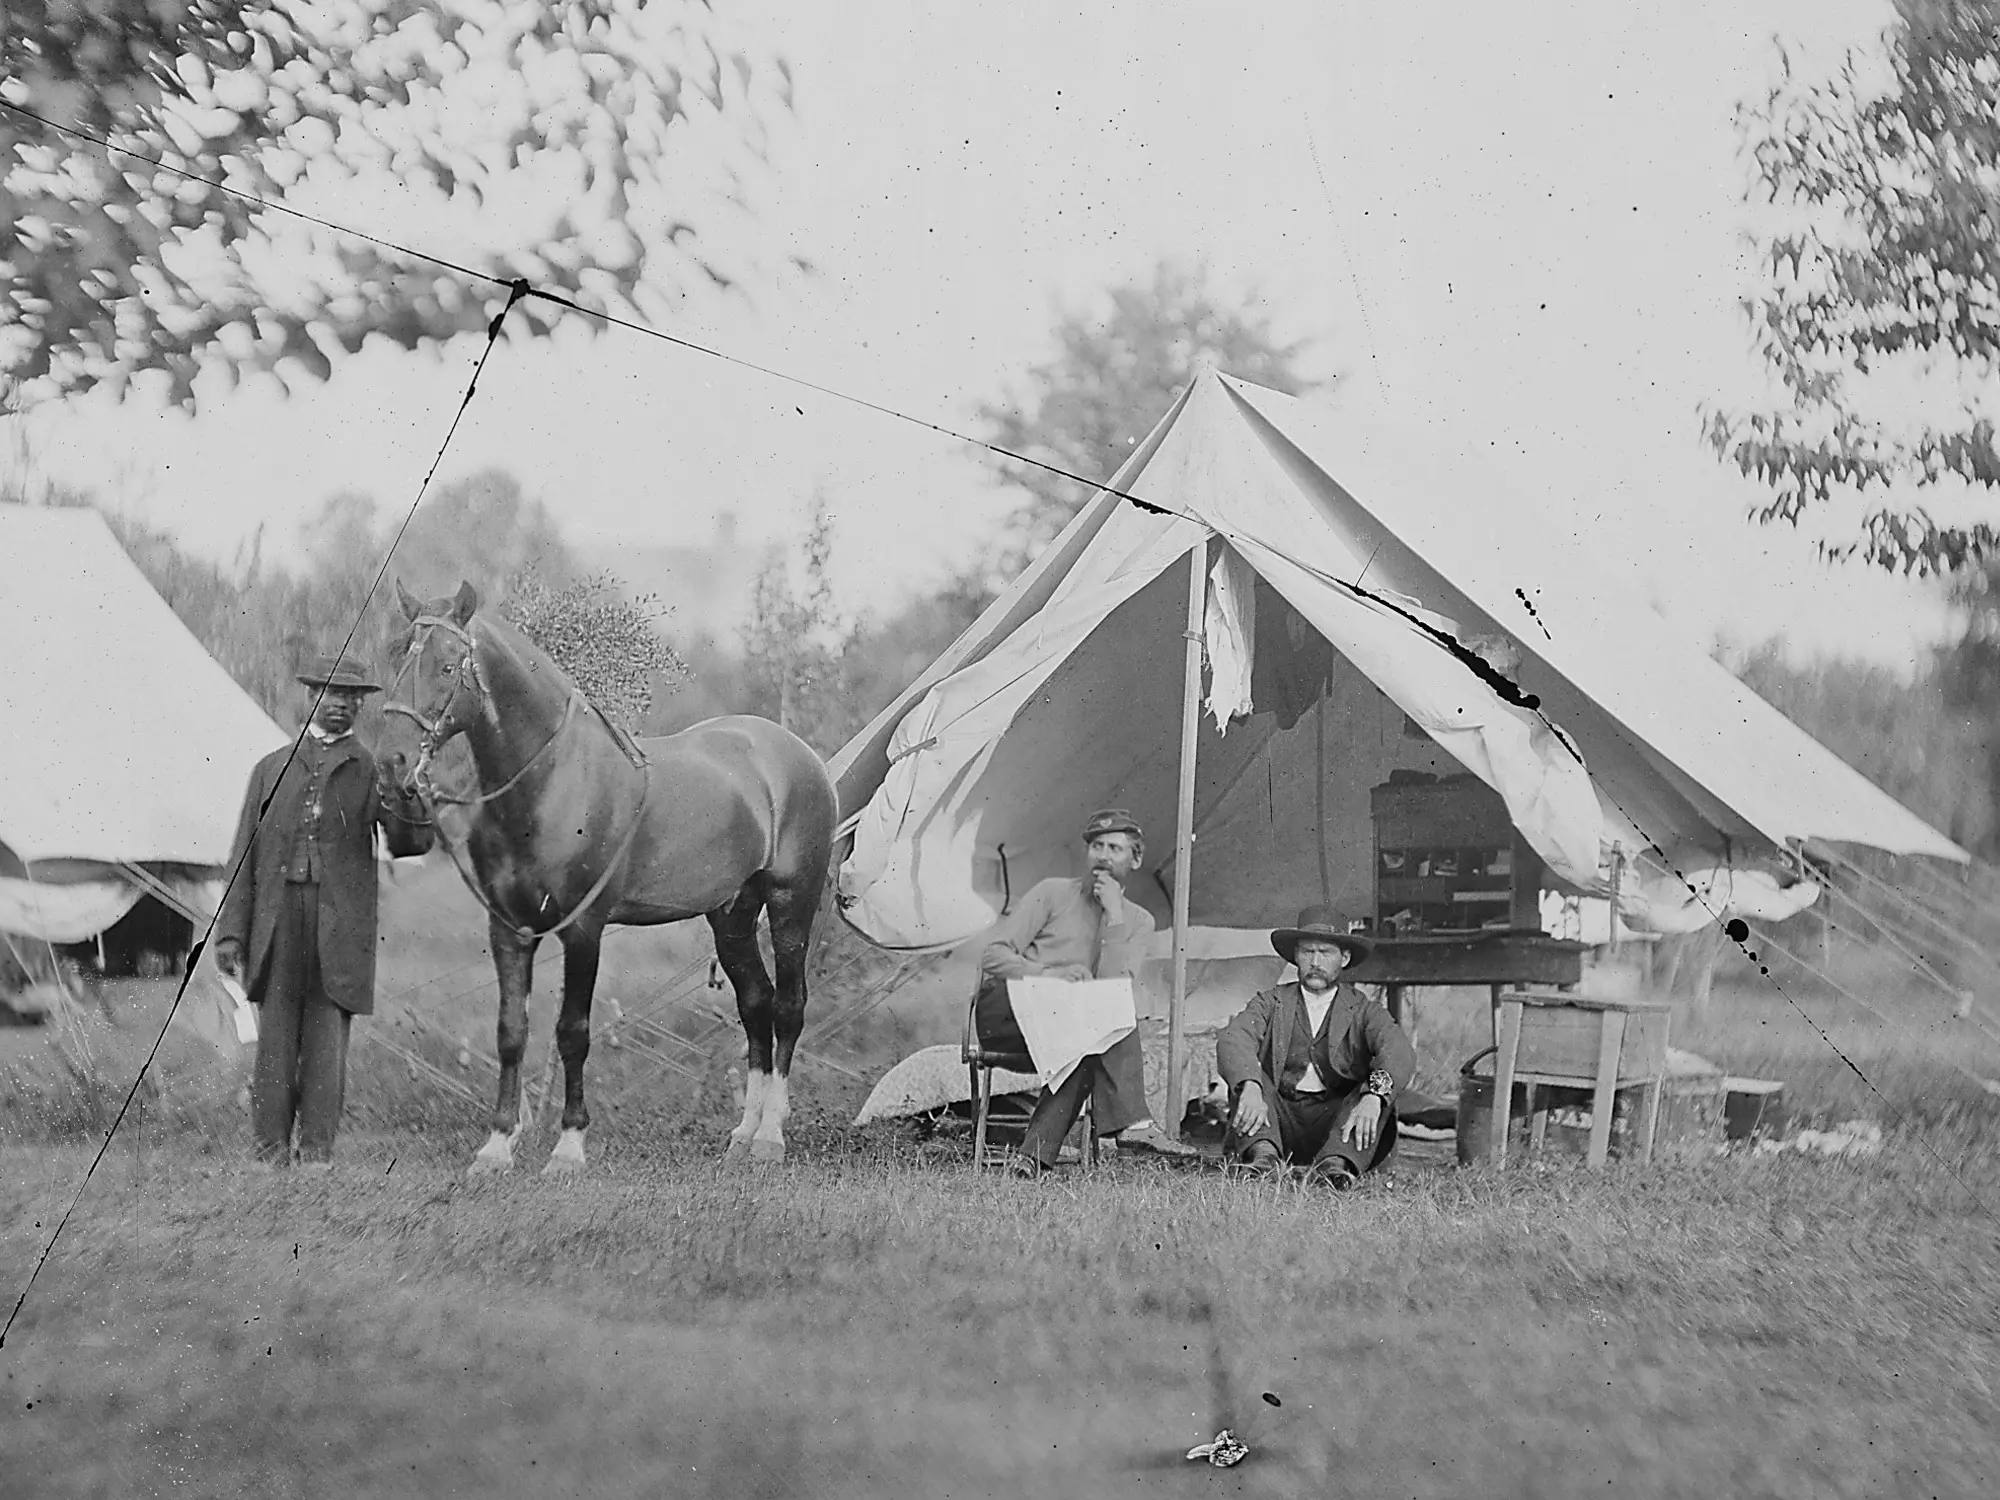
[
  {"left": 385, "top": 612, "right": 580, "bottom": 809},
  {"left": 384, "top": 612, "right": 480, "bottom": 787}
]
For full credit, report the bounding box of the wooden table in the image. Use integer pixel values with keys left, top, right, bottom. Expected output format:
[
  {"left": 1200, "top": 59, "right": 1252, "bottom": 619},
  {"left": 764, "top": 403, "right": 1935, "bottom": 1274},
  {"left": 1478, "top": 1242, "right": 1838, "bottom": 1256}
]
[
  {"left": 1344, "top": 931, "right": 1588, "bottom": 1041},
  {"left": 1487, "top": 990, "right": 1671, "bottom": 1167}
]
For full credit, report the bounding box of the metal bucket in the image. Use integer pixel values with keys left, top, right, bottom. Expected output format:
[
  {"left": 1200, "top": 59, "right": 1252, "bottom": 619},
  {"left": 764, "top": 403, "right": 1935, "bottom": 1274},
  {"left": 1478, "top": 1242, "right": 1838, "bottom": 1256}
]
[{"left": 1455, "top": 1046, "right": 1530, "bottom": 1166}]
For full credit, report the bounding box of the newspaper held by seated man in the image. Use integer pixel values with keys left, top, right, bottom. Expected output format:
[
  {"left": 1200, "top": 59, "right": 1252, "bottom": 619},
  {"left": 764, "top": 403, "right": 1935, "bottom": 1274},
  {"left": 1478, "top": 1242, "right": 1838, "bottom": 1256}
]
[{"left": 1006, "top": 974, "right": 1137, "bottom": 1094}]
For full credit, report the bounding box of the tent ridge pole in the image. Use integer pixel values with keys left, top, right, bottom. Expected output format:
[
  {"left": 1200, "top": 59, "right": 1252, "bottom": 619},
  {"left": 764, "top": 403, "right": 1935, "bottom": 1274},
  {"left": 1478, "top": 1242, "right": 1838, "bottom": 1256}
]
[{"left": 1165, "top": 538, "right": 1207, "bottom": 1139}]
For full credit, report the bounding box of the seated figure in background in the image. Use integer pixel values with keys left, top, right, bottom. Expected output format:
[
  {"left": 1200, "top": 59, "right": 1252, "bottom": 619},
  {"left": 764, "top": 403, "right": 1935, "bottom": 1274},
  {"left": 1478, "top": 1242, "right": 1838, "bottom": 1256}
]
[
  {"left": 1214, "top": 905, "right": 1415, "bottom": 1189},
  {"left": 974, "top": 808, "right": 1160, "bottom": 1175}
]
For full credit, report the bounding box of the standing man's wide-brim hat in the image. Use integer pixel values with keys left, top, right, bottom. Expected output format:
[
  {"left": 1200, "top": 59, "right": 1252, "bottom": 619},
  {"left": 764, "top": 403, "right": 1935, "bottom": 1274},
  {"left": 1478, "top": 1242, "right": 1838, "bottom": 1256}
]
[
  {"left": 1270, "top": 904, "right": 1374, "bottom": 966},
  {"left": 296, "top": 653, "right": 381, "bottom": 693}
]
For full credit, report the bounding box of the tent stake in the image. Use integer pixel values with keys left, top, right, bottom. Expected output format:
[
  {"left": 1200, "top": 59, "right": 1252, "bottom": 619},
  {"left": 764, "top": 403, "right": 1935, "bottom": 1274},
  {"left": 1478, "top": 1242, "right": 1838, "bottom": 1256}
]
[{"left": 1165, "top": 540, "right": 1207, "bottom": 1137}]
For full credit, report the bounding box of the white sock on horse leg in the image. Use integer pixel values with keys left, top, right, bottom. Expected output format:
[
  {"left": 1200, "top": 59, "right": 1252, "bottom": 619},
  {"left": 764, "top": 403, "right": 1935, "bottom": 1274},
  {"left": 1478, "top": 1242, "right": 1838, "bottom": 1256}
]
[
  {"left": 473, "top": 1127, "right": 517, "bottom": 1168},
  {"left": 753, "top": 1073, "right": 790, "bottom": 1146},
  {"left": 732, "top": 1069, "right": 769, "bottom": 1143}
]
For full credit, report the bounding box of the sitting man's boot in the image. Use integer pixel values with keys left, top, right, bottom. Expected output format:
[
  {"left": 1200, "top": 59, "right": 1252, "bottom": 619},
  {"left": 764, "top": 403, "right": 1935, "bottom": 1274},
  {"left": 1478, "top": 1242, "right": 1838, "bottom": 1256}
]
[
  {"left": 1119, "top": 1119, "right": 1195, "bottom": 1157},
  {"left": 1236, "top": 1140, "right": 1285, "bottom": 1176},
  {"left": 1307, "top": 1156, "right": 1361, "bottom": 1191}
]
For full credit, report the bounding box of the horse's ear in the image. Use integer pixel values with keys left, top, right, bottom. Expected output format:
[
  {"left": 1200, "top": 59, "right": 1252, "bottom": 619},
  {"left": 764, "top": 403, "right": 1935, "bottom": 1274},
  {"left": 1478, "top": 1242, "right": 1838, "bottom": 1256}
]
[
  {"left": 395, "top": 580, "right": 421, "bottom": 620},
  {"left": 451, "top": 581, "right": 479, "bottom": 626}
]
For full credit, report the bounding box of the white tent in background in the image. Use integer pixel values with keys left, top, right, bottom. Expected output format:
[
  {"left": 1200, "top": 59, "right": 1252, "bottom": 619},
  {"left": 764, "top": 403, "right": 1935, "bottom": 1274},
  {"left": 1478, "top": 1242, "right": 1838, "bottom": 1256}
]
[
  {"left": 826, "top": 370, "right": 1966, "bottom": 1103},
  {"left": 0, "top": 505, "right": 286, "bottom": 949}
]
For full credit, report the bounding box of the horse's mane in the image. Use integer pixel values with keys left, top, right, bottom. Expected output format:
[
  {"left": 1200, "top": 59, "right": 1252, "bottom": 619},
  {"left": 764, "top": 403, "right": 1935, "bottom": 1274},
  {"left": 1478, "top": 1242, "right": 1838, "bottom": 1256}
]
[{"left": 476, "top": 612, "right": 648, "bottom": 767}]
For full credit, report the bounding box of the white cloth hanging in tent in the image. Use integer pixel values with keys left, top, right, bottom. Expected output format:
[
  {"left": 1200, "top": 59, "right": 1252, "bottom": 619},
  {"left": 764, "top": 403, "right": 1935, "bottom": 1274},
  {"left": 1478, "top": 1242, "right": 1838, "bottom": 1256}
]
[
  {"left": 1203, "top": 546, "right": 1257, "bottom": 731},
  {"left": 1616, "top": 863, "right": 1822, "bottom": 934}
]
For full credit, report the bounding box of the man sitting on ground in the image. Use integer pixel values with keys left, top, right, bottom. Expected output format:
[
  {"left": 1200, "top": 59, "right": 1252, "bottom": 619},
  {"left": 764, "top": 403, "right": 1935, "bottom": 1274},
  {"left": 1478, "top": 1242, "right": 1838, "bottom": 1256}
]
[
  {"left": 1214, "top": 905, "right": 1416, "bottom": 1189},
  {"left": 974, "top": 808, "right": 1161, "bottom": 1175}
]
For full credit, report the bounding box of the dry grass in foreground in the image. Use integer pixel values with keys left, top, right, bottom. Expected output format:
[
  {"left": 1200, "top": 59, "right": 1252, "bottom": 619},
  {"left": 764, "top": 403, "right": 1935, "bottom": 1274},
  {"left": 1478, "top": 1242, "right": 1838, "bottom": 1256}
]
[
  {"left": 3, "top": 1094, "right": 1997, "bottom": 1495},
  {"left": 2, "top": 955, "right": 1998, "bottom": 1499}
]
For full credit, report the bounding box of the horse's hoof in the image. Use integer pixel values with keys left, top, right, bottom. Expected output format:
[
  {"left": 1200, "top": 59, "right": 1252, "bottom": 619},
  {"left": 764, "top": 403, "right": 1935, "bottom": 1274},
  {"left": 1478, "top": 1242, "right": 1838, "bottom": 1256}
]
[
  {"left": 749, "top": 1137, "right": 786, "bottom": 1164},
  {"left": 722, "top": 1136, "right": 752, "bottom": 1165},
  {"left": 469, "top": 1134, "right": 517, "bottom": 1176},
  {"left": 543, "top": 1128, "right": 587, "bottom": 1177}
]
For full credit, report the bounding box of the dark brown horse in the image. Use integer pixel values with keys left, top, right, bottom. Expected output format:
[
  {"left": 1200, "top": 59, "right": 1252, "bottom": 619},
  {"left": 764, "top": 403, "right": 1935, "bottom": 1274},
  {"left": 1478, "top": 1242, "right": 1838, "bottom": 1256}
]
[{"left": 388, "top": 581, "right": 838, "bottom": 1174}]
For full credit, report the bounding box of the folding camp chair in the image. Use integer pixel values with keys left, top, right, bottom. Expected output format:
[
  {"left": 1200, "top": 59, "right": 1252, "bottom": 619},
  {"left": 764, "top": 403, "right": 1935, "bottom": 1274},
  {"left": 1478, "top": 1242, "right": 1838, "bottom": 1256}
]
[{"left": 962, "top": 991, "right": 1097, "bottom": 1170}]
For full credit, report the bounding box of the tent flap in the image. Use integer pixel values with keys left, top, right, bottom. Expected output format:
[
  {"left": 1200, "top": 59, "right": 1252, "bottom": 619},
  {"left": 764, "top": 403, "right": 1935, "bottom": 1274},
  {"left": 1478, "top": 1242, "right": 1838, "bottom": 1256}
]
[
  {"left": 833, "top": 370, "right": 1963, "bottom": 953},
  {"left": 0, "top": 506, "right": 286, "bottom": 868}
]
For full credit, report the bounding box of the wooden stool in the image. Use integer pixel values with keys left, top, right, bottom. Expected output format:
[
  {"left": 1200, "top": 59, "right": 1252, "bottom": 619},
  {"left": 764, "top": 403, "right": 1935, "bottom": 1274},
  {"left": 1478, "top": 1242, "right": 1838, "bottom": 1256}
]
[{"left": 1488, "top": 990, "right": 1670, "bottom": 1167}]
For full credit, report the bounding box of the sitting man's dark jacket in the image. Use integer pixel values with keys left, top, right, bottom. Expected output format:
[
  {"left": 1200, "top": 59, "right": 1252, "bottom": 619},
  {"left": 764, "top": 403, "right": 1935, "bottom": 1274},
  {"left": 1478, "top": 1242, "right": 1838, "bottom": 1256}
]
[{"left": 1214, "top": 911, "right": 1417, "bottom": 1177}]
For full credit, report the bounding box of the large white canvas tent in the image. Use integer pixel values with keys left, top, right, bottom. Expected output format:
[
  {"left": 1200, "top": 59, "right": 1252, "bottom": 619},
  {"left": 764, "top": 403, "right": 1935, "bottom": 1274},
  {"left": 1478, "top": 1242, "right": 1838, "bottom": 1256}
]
[
  {"left": 0, "top": 505, "right": 287, "bottom": 946},
  {"left": 828, "top": 370, "right": 1966, "bottom": 1093}
]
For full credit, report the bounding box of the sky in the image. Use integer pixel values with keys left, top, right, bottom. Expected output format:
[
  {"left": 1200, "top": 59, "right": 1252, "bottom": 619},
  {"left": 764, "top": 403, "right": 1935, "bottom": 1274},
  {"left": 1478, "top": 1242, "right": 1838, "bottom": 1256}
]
[{"left": 10, "top": 0, "right": 1978, "bottom": 672}]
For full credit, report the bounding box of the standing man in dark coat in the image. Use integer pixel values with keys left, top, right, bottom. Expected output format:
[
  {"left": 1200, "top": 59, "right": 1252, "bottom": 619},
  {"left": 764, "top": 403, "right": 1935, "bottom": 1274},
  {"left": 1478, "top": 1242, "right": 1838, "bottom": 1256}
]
[
  {"left": 1214, "top": 906, "right": 1417, "bottom": 1189},
  {"left": 214, "top": 652, "right": 432, "bottom": 1167},
  {"left": 974, "top": 808, "right": 1161, "bottom": 1175}
]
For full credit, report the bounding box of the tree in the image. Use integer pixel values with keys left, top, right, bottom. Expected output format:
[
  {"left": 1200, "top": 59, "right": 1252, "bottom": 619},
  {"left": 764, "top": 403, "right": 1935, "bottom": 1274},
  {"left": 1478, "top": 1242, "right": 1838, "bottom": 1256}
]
[
  {"left": 1717, "top": 634, "right": 1996, "bottom": 856},
  {"left": 641, "top": 626, "right": 746, "bottom": 737},
  {"left": 739, "top": 499, "right": 861, "bottom": 757},
  {"left": 1704, "top": 0, "right": 2000, "bottom": 575},
  {"left": 844, "top": 567, "right": 994, "bottom": 726},
  {"left": 1, "top": 0, "right": 793, "bottom": 410},
  {"left": 1933, "top": 555, "right": 2000, "bottom": 847},
  {"left": 290, "top": 468, "right": 581, "bottom": 691},
  {"left": 500, "top": 567, "right": 685, "bottom": 733},
  {"left": 977, "top": 260, "right": 1317, "bottom": 569}
]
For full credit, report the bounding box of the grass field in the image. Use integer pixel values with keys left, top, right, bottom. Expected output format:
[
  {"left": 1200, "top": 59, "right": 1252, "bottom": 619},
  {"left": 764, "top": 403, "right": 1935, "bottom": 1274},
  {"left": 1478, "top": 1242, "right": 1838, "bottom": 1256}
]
[{"left": 3, "top": 874, "right": 1999, "bottom": 1499}]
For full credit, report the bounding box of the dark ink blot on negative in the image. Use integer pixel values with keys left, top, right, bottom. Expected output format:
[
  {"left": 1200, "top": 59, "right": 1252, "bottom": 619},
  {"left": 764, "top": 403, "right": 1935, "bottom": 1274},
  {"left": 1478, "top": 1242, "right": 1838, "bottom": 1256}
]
[{"left": 1514, "top": 586, "right": 1552, "bottom": 639}]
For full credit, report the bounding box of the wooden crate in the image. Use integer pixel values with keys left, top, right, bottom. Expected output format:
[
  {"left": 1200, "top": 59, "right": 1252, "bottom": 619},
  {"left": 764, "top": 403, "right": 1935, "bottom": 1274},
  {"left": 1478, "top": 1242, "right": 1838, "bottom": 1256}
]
[
  {"left": 1503, "top": 993, "right": 1670, "bottom": 1084},
  {"left": 1651, "top": 1072, "right": 1728, "bottom": 1158}
]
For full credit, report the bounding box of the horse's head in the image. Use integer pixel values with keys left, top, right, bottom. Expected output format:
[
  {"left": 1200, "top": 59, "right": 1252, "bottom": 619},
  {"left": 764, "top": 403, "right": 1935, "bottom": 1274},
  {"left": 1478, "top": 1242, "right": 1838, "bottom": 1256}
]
[{"left": 388, "top": 579, "right": 484, "bottom": 777}]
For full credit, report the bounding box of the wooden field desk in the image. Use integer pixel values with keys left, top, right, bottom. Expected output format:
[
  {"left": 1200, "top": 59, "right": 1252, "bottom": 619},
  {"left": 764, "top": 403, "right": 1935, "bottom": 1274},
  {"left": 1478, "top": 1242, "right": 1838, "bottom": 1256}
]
[
  {"left": 1344, "top": 931, "right": 1588, "bottom": 1041},
  {"left": 1488, "top": 991, "right": 1671, "bottom": 1168}
]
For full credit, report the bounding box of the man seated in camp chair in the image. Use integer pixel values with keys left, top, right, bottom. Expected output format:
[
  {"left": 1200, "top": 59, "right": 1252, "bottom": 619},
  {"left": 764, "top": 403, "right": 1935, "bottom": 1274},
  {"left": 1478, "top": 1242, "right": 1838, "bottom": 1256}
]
[
  {"left": 974, "top": 808, "right": 1161, "bottom": 1175},
  {"left": 1214, "top": 905, "right": 1416, "bottom": 1189}
]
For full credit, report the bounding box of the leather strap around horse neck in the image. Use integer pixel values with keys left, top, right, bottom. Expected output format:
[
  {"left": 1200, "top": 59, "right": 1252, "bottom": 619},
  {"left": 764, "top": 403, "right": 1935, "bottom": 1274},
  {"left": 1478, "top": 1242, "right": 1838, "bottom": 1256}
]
[
  {"left": 431, "top": 762, "right": 652, "bottom": 943},
  {"left": 424, "top": 690, "right": 582, "bottom": 809}
]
